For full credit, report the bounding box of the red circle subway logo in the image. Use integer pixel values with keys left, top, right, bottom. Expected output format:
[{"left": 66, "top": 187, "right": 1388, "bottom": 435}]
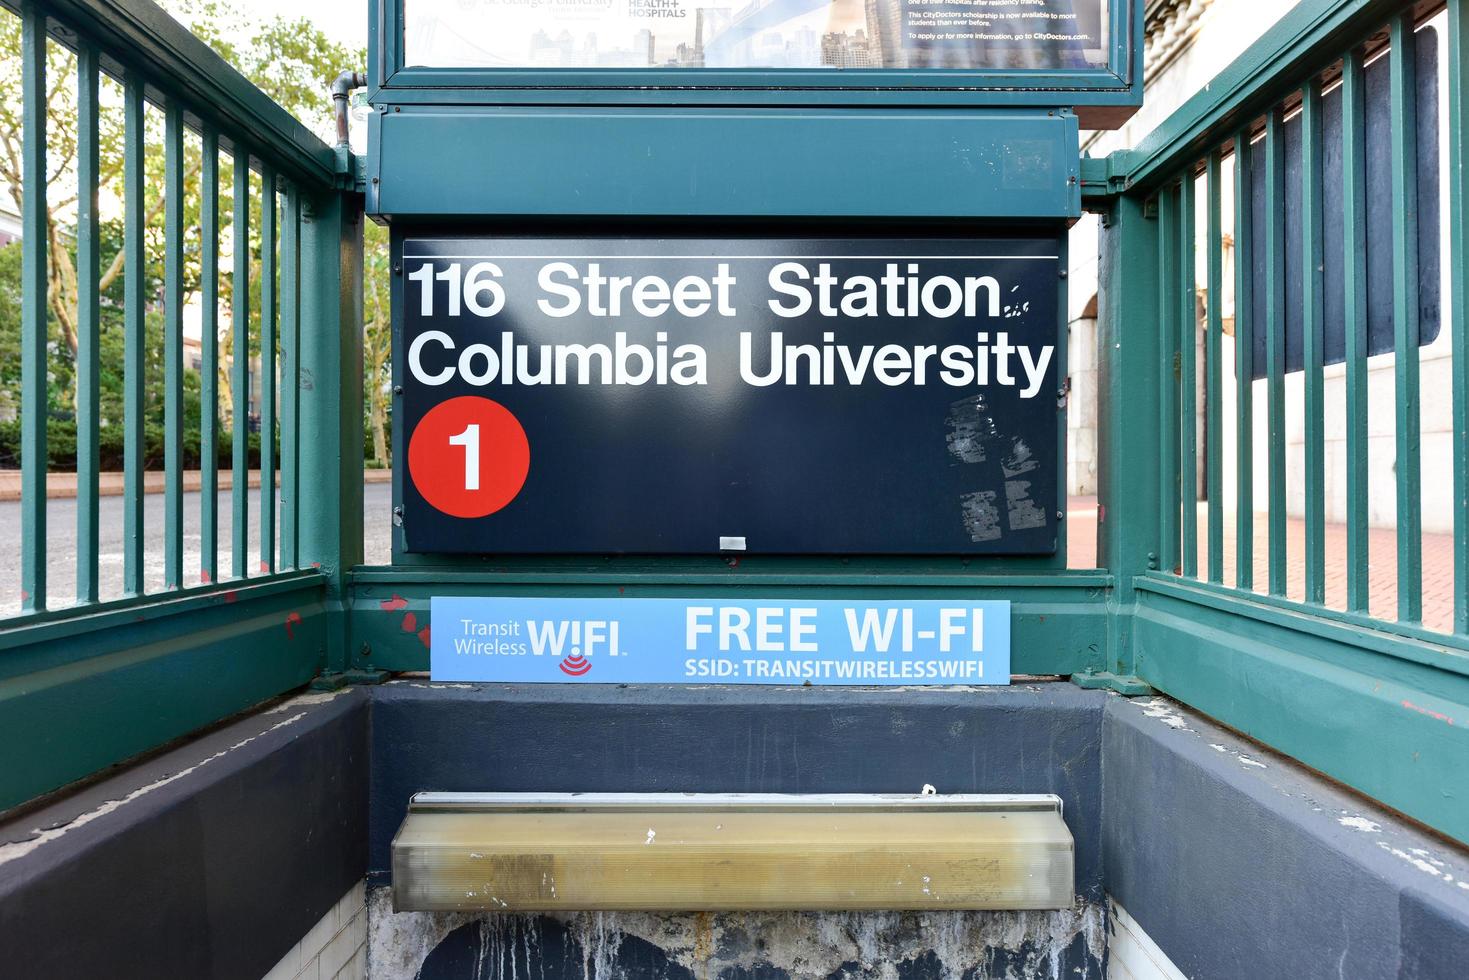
[
  {"left": 408, "top": 395, "right": 530, "bottom": 519},
  {"left": 559, "top": 653, "right": 592, "bottom": 677}
]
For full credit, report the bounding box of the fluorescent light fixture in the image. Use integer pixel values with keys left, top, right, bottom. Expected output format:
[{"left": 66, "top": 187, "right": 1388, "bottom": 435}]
[{"left": 392, "top": 793, "right": 1073, "bottom": 912}]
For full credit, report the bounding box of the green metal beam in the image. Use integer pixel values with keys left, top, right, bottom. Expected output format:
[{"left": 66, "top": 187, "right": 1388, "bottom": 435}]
[
  {"left": 1133, "top": 577, "right": 1469, "bottom": 845},
  {"left": 1343, "top": 45, "right": 1371, "bottom": 616},
  {"left": 1121, "top": 0, "right": 1427, "bottom": 195},
  {"left": 164, "top": 98, "right": 185, "bottom": 590},
  {"left": 19, "top": 0, "right": 47, "bottom": 614},
  {"left": 1233, "top": 129, "right": 1255, "bottom": 593},
  {"left": 1265, "top": 109, "right": 1288, "bottom": 598},
  {"left": 298, "top": 190, "right": 365, "bottom": 672},
  {"left": 1452, "top": 1, "right": 1469, "bottom": 634},
  {"left": 1390, "top": 13, "right": 1423, "bottom": 624},
  {"left": 1096, "top": 192, "right": 1163, "bottom": 684},
  {"left": 1301, "top": 77, "right": 1326, "bottom": 605},
  {"left": 1205, "top": 149, "right": 1224, "bottom": 586},
  {"left": 232, "top": 148, "right": 251, "bottom": 580},
  {"left": 122, "top": 69, "right": 144, "bottom": 597},
  {"left": 75, "top": 40, "right": 100, "bottom": 605},
  {"left": 201, "top": 127, "right": 220, "bottom": 585},
  {"left": 0, "top": 577, "right": 326, "bottom": 811}
]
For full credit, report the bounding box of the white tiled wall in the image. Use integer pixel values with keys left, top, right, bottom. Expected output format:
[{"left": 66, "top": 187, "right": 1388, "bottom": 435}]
[
  {"left": 1108, "top": 899, "right": 1187, "bottom": 980},
  {"left": 262, "top": 881, "right": 367, "bottom": 980}
]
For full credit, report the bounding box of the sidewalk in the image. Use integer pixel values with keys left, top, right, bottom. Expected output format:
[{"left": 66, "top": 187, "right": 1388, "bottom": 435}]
[
  {"left": 0, "top": 468, "right": 392, "bottom": 502},
  {"left": 1066, "top": 496, "right": 1456, "bottom": 634}
]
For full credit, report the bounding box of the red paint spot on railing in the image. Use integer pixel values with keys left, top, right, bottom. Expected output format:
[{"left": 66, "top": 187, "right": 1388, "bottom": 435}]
[
  {"left": 1402, "top": 699, "right": 1456, "bottom": 726},
  {"left": 200, "top": 569, "right": 212, "bottom": 584},
  {"left": 381, "top": 594, "right": 409, "bottom": 612},
  {"left": 402, "top": 612, "right": 418, "bottom": 632},
  {"left": 285, "top": 611, "right": 303, "bottom": 639},
  {"left": 223, "top": 590, "right": 238, "bottom": 604},
  {"left": 418, "top": 626, "right": 432, "bottom": 648},
  {"left": 259, "top": 561, "right": 270, "bottom": 574}
]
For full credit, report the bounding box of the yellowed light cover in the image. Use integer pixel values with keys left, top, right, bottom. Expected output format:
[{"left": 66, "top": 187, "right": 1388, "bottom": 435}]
[{"left": 392, "top": 793, "right": 1073, "bottom": 913}]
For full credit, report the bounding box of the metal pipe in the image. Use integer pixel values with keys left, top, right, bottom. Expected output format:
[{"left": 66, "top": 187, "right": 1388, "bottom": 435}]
[{"left": 331, "top": 70, "right": 367, "bottom": 147}]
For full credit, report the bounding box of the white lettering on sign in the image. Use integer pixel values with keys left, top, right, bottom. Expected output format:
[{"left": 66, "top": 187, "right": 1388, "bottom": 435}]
[{"left": 404, "top": 258, "right": 1056, "bottom": 398}]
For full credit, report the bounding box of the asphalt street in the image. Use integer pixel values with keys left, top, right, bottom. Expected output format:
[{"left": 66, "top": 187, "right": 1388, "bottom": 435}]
[{"left": 0, "top": 480, "right": 394, "bottom": 616}]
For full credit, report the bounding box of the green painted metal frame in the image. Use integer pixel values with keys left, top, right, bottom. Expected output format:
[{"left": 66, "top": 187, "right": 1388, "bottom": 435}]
[
  {"left": 1343, "top": 46, "right": 1371, "bottom": 615},
  {"left": 1454, "top": 0, "right": 1469, "bottom": 637},
  {"left": 1085, "top": 0, "right": 1469, "bottom": 845},
  {"left": 367, "top": 107, "right": 1084, "bottom": 222},
  {"left": 0, "top": 574, "right": 328, "bottom": 811},
  {"left": 5, "top": 0, "right": 1466, "bottom": 861},
  {"left": 349, "top": 570, "right": 1113, "bottom": 677},
  {"left": 0, "top": 0, "right": 362, "bottom": 812},
  {"left": 19, "top": 1, "right": 47, "bottom": 614}
]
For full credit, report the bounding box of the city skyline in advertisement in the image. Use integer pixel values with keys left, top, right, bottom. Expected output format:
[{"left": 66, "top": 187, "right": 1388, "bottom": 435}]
[{"left": 406, "top": 0, "right": 1107, "bottom": 71}]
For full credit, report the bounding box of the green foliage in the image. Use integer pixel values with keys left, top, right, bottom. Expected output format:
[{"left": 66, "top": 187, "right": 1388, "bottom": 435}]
[
  {"left": 0, "top": 1, "right": 380, "bottom": 472},
  {"left": 0, "top": 419, "right": 262, "bottom": 472}
]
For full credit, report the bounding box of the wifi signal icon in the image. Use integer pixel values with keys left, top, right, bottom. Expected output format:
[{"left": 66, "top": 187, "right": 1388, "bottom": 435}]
[{"left": 560, "top": 652, "right": 592, "bottom": 677}]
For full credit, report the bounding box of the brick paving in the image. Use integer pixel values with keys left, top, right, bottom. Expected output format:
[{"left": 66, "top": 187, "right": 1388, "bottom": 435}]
[{"left": 1066, "top": 495, "right": 1457, "bottom": 634}]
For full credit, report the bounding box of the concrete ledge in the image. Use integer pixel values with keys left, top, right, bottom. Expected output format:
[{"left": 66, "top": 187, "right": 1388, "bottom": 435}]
[
  {"left": 1103, "top": 696, "right": 1469, "bottom": 980},
  {"left": 0, "top": 689, "right": 370, "bottom": 980}
]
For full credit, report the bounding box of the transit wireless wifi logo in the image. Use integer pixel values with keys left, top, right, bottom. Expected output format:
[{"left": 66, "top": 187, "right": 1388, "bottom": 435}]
[{"left": 559, "top": 652, "right": 592, "bottom": 676}]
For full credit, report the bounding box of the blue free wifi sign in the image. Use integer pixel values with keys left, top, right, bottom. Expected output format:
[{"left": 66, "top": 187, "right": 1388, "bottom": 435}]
[{"left": 430, "top": 597, "right": 1011, "bottom": 686}]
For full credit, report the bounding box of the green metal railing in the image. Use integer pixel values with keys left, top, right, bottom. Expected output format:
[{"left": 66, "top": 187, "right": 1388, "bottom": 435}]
[
  {"left": 1092, "top": 0, "right": 1469, "bottom": 843},
  {"left": 1136, "top": 3, "right": 1454, "bottom": 631},
  {"left": 0, "top": 0, "right": 362, "bottom": 812},
  {"left": 2, "top": 0, "right": 1467, "bottom": 855},
  {"left": 15, "top": 3, "right": 314, "bottom": 608}
]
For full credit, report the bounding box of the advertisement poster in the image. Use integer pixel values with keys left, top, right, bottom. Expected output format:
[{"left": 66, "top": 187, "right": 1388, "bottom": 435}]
[
  {"left": 397, "top": 237, "right": 1062, "bottom": 556},
  {"left": 405, "top": 0, "right": 1107, "bottom": 71}
]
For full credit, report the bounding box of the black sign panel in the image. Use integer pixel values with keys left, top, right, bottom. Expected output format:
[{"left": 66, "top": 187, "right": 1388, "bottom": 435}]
[{"left": 398, "top": 237, "right": 1062, "bottom": 555}]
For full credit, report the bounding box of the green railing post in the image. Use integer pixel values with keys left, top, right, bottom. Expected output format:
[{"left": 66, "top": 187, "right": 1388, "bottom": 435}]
[
  {"left": 297, "top": 188, "right": 365, "bottom": 675},
  {"left": 19, "top": 0, "right": 47, "bottom": 613},
  {"left": 1092, "top": 186, "right": 1161, "bottom": 694}
]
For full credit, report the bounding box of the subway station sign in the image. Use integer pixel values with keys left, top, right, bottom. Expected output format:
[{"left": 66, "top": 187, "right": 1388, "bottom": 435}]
[{"left": 400, "top": 237, "right": 1061, "bottom": 555}]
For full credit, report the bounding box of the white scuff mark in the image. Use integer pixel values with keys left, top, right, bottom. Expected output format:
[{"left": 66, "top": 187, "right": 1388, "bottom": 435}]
[
  {"left": 1377, "top": 841, "right": 1460, "bottom": 883},
  {"left": 1236, "top": 755, "right": 1267, "bottom": 769},
  {"left": 1338, "top": 817, "right": 1381, "bottom": 833},
  {"left": 1209, "top": 744, "right": 1228, "bottom": 753},
  {"left": 265, "top": 689, "right": 347, "bottom": 712},
  {"left": 1135, "top": 698, "right": 1194, "bottom": 732},
  {"left": 922, "top": 784, "right": 937, "bottom": 796},
  {"left": 404, "top": 682, "right": 477, "bottom": 690},
  {"left": 0, "top": 712, "right": 309, "bottom": 868},
  {"left": 644, "top": 828, "right": 656, "bottom": 845},
  {"left": 368, "top": 887, "right": 476, "bottom": 980}
]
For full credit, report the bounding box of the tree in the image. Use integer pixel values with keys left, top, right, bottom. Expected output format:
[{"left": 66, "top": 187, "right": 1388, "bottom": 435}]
[
  {"left": 0, "top": 0, "right": 363, "bottom": 438},
  {"left": 363, "top": 221, "right": 392, "bottom": 466}
]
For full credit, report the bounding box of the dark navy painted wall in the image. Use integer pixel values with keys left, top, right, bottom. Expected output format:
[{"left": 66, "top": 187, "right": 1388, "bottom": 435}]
[
  {"left": 0, "top": 691, "right": 369, "bottom": 980},
  {"left": 1103, "top": 696, "right": 1469, "bottom": 980}
]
